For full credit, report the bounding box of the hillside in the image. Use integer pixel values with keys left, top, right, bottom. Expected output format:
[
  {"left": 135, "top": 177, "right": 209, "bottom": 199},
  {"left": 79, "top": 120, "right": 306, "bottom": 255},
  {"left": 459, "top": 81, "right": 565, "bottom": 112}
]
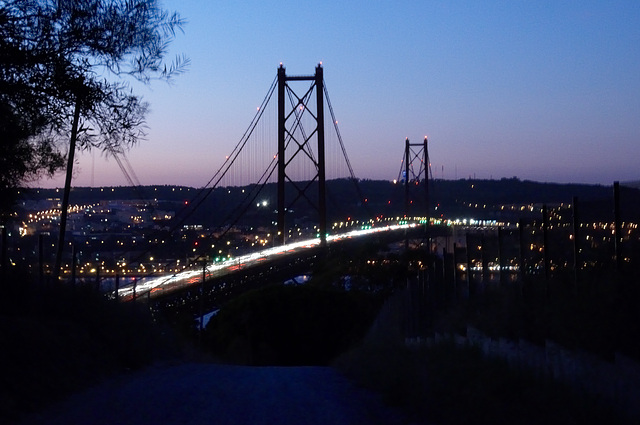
[{"left": 19, "top": 178, "right": 640, "bottom": 226}]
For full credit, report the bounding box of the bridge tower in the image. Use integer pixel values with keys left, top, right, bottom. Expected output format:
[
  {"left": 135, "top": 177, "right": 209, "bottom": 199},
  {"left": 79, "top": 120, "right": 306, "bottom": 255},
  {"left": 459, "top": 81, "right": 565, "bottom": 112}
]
[
  {"left": 403, "top": 136, "right": 430, "bottom": 223},
  {"left": 277, "top": 64, "right": 327, "bottom": 246}
]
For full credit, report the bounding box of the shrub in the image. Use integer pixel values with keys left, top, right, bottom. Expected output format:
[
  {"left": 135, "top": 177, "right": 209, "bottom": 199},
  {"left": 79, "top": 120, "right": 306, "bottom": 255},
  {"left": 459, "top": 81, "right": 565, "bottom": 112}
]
[{"left": 204, "top": 285, "right": 382, "bottom": 365}]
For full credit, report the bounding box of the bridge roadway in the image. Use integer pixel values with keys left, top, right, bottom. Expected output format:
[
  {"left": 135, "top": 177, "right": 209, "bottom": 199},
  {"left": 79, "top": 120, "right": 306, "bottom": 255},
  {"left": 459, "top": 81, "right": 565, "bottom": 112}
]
[{"left": 117, "top": 222, "right": 425, "bottom": 302}]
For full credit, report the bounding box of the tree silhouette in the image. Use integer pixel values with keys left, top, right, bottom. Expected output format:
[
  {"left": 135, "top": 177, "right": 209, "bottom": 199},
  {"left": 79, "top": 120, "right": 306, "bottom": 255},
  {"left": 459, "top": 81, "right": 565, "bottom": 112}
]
[{"left": 0, "top": 0, "right": 188, "bottom": 278}]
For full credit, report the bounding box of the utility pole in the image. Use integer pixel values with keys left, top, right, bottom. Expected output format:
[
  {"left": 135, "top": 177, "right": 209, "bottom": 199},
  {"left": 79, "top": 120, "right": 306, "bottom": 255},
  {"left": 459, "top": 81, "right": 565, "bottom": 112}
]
[
  {"left": 613, "top": 181, "right": 622, "bottom": 273},
  {"left": 542, "top": 204, "right": 549, "bottom": 281},
  {"left": 200, "top": 258, "right": 206, "bottom": 346},
  {"left": 0, "top": 225, "right": 6, "bottom": 287},
  {"left": 572, "top": 196, "right": 579, "bottom": 290}
]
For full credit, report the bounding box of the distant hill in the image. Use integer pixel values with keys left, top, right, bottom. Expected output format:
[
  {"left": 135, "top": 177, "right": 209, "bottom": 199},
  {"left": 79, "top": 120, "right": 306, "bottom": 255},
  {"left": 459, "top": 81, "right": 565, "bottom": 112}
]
[{"left": 20, "top": 178, "right": 640, "bottom": 225}]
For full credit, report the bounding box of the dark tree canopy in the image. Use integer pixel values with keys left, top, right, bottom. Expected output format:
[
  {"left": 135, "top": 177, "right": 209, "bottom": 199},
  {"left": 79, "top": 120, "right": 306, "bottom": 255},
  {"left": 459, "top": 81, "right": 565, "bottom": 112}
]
[
  {"left": 0, "top": 0, "right": 187, "bottom": 214},
  {"left": 1, "top": 1, "right": 61, "bottom": 207}
]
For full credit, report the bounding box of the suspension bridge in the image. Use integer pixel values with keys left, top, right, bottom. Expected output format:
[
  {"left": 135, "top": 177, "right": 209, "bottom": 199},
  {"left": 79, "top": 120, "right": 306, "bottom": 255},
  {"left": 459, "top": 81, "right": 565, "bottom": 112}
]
[{"left": 113, "top": 64, "right": 432, "bottom": 304}]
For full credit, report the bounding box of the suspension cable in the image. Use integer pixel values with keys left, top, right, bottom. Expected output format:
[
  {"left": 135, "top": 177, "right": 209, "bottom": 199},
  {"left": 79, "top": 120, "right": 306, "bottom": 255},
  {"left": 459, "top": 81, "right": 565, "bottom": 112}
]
[
  {"left": 324, "top": 81, "right": 369, "bottom": 209},
  {"left": 171, "top": 75, "right": 278, "bottom": 229},
  {"left": 215, "top": 159, "right": 279, "bottom": 241}
]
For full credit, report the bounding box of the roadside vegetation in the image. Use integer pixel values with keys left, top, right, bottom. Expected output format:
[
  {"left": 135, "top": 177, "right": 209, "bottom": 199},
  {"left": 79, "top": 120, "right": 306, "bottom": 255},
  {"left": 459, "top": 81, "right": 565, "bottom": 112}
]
[
  {"left": 203, "top": 284, "right": 382, "bottom": 365},
  {"left": 436, "top": 271, "right": 640, "bottom": 362},
  {"left": 201, "top": 242, "right": 407, "bottom": 365},
  {"left": 334, "top": 290, "right": 627, "bottom": 425},
  {"left": 0, "top": 269, "right": 179, "bottom": 424},
  {"left": 3, "top": 243, "right": 637, "bottom": 424}
]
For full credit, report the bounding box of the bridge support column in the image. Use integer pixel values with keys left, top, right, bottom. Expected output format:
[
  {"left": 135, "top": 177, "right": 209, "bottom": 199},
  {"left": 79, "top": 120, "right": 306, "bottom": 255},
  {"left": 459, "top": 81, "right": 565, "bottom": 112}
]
[
  {"left": 316, "top": 65, "right": 327, "bottom": 247},
  {"left": 403, "top": 136, "right": 430, "bottom": 249},
  {"left": 276, "top": 64, "right": 327, "bottom": 246},
  {"left": 277, "top": 65, "right": 286, "bottom": 245}
]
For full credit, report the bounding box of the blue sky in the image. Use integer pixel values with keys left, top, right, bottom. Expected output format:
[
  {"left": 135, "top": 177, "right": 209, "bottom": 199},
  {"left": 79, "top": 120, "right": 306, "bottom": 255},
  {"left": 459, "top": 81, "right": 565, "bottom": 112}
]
[{"left": 41, "top": 0, "right": 640, "bottom": 188}]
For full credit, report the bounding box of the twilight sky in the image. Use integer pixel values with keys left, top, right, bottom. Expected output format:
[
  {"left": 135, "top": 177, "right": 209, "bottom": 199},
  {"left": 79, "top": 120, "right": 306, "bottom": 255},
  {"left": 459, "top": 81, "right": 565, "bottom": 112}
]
[{"left": 40, "top": 0, "right": 640, "bottom": 188}]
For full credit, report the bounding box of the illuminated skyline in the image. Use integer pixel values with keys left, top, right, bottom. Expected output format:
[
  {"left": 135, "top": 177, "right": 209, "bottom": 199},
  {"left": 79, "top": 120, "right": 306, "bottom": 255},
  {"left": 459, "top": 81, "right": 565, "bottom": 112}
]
[{"left": 39, "top": 0, "right": 639, "bottom": 189}]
